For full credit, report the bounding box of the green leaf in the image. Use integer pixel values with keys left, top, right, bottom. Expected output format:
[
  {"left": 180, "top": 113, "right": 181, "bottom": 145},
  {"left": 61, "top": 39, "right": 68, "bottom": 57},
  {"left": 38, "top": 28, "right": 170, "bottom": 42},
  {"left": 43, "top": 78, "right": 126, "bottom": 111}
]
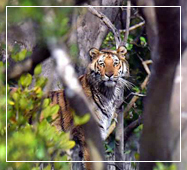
[
  {"left": 140, "top": 36, "right": 147, "bottom": 46},
  {"left": 20, "top": 74, "right": 32, "bottom": 87},
  {"left": 126, "top": 43, "right": 133, "bottom": 50},
  {"left": 18, "top": 49, "right": 27, "bottom": 61},
  {"left": 34, "top": 64, "right": 42, "bottom": 75},
  {"left": 36, "top": 76, "right": 47, "bottom": 88},
  {"left": 140, "top": 36, "right": 146, "bottom": 43},
  {"left": 50, "top": 105, "right": 60, "bottom": 115},
  {"left": 74, "top": 113, "right": 90, "bottom": 126},
  {"left": 20, "top": 97, "right": 27, "bottom": 110},
  {"left": 43, "top": 98, "right": 50, "bottom": 108},
  {"left": 12, "top": 92, "right": 19, "bottom": 101},
  {"left": 42, "top": 106, "right": 51, "bottom": 118},
  {"left": 61, "top": 141, "right": 75, "bottom": 150}
]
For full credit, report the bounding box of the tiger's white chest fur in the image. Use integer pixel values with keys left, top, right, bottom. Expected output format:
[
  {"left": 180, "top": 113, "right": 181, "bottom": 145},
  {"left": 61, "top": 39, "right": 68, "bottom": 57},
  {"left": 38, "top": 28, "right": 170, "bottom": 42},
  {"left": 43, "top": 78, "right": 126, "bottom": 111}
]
[
  {"left": 94, "top": 97, "right": 115, "bottom": 139},
  {"left": 91, "top": 82, "right": 124, "bottom": 140}
]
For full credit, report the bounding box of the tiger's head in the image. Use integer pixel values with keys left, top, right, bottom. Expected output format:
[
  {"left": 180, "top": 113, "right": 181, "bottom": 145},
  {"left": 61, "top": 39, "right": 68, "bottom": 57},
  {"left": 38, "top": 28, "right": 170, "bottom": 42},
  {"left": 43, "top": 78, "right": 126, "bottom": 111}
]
[{"left": 87, "top": 46, "right": 129, "bottom": 88}]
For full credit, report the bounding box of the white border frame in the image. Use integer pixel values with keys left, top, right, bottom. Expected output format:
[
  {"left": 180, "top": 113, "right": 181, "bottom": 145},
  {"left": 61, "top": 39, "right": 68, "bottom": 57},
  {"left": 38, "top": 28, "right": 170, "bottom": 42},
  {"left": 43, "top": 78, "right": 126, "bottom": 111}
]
[{"left": 6, "top": 5, "right": 181, "bottom": 163}]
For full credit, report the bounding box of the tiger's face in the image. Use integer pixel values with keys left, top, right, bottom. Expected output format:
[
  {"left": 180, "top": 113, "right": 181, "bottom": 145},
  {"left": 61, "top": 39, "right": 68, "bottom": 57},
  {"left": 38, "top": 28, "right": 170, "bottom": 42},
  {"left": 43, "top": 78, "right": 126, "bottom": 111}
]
[{"left": 88, "top": 46, "right": 129, "bottom": 87}]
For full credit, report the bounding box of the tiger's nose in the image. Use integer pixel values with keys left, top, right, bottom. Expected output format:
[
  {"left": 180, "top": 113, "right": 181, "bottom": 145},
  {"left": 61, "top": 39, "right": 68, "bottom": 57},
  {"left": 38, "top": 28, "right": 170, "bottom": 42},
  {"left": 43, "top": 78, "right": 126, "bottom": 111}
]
[{"left": 106, "top": 72, "right": 113, "bottom": 78}]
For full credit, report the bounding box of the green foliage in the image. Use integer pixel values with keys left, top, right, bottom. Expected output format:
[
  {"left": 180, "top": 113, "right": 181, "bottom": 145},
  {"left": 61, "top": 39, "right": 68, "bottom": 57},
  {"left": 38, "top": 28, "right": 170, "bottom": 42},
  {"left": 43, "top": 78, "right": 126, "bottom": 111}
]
[
  {"left": 7, "top": 63, "right": 75, "bottom": 162},
  {"left": 11, "top": 49, "right": 29, "bottom": 61},
  {"left": 140, "top": 36, "right": 147, "bottom": 46},
  {"left": 0, "top": 60, "right": 70, "bottom": 169},
  {"left": 73, "top": 111, "right": 91, "bottom": 126},
  {"left": 153, "top": 163, "right": 177, "bottom": 170},
  {"left": 34, "top": 64, "right": 42, "bottom": 75}
]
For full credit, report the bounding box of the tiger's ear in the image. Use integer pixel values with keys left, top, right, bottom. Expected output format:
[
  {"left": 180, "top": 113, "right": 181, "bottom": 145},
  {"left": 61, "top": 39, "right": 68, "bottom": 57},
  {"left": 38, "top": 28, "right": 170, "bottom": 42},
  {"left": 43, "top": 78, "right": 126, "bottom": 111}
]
[
  {"left": 89, "top": 48, "right": 100, "bottom": 60},
  {"left": 117, "top": 46, "right": 127, "bottom": 59}
]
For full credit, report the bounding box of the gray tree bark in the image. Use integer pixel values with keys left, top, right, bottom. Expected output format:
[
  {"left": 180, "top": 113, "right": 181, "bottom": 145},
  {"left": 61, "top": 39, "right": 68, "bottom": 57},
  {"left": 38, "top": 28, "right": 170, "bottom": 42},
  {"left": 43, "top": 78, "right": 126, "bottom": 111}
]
[{"left": 138, "top": 1, "right": 180, "bottom": 170}]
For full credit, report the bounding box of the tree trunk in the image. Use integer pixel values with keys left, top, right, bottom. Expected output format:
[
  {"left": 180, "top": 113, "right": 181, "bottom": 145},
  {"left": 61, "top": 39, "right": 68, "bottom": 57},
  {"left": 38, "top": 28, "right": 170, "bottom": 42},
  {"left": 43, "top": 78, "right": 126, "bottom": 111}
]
[{"left": 139, "top": 3, "right": 180, "bottom": 170}]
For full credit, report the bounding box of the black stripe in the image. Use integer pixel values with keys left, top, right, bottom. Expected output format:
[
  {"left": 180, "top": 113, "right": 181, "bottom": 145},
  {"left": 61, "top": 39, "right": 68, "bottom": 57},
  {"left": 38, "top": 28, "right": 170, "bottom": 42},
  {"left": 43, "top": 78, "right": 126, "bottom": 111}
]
[
  {"left": 91, "top": 88, "right": 109, "bottom": 119},
  {"left": 63, "top": 91, "right": 68, "bottom": 110},
  {"left": 95, "top": 93, "right": 105, "bottom": 108},
  {"left": 57, "top": 92, "right": 65, "bottom": 131},
  {"left": 121, "top": 61, "right": 124, "bottom": 74},
  {"left": 99, "top": 124, "right": 104, "bottom": 129},
  {"left": 51, "top": 92, "right": 55, "bottom": 102}
]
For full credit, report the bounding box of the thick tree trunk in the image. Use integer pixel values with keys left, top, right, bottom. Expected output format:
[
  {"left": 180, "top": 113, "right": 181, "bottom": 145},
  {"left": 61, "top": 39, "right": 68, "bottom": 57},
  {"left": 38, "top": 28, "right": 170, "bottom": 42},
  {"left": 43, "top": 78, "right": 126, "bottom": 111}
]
[
  {"left": 171, "top": 0, "right": 187, "bottom": 169},
  {"left": 139, "top": 3, "right": 180, "bottom": 170}
]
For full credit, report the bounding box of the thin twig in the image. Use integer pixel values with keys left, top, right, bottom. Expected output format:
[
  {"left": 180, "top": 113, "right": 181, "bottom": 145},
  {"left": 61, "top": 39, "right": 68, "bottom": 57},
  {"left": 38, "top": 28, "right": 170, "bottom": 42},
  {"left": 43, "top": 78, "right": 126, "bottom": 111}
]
[
  {"left": 119, "top": 21, "right": 145, "bottom": 33},
  {"left": 125, "top": 92, "right": 146, "bottom": 100}
]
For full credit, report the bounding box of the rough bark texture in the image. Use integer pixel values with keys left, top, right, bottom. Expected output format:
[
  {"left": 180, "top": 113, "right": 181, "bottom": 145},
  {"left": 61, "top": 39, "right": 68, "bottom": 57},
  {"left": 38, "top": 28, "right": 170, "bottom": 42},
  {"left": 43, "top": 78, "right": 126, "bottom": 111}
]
[
  {"left": 171, "top": 49, "right": 187, "bottom": 169},
  {"left": 139, "top": 3, "right": 180, "bottom": 170},
  {"left": 171, "top": 0, "right": 187, "bottom": 169}
]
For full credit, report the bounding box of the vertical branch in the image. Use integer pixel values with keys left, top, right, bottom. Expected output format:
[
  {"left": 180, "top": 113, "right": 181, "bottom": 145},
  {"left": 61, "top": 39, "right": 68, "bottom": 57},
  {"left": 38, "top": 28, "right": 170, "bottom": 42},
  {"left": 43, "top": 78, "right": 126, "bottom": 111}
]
[
  {"left": 115, "top": 107, "right": 124, "bottom": 169},
  {"left": 115, "top": 2, "right": 131, "bottom": 168},
  {"left": 123, "top": 0, "right": 131, "bottom": 45}
]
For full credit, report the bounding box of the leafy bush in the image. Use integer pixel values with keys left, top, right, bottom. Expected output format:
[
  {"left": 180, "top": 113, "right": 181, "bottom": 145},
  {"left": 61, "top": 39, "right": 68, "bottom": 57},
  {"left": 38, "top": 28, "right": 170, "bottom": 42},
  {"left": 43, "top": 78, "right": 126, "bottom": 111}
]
[
  {"left": 7, "top": 62, "right": 75, "bottom": 161},
  {"left": 0, "top": 61, "right": 72, "bottom": 169}
]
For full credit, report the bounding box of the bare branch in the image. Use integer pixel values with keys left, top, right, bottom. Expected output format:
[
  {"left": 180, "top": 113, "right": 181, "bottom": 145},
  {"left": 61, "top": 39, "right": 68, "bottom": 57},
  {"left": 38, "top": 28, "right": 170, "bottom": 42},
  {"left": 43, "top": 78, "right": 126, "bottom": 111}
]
[
  {"left": 124, "top": 57, "right": 152, "bottom": 117},
  {"left": 105, "top": 121, "right": 116, "bottom": 140},
  {"left": 88, "top": 6, "right": 121, "bottom": 48},
  {"left": 115, "top": 108, "right": 124, "bottom": 168},
  {"left": 123, "top": 0, "right": 131, "bottom": 45},
  {"left": 119, "top": 21, "right": 145, "bottom": 33},
  {"left": 114, "top": 3, "right": 131, "bottom": 166}
]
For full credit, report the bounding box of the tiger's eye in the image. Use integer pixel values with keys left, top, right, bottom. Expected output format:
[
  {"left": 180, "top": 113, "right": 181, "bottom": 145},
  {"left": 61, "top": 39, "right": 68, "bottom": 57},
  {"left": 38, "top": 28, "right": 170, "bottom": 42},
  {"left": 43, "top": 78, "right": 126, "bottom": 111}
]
[
  {"left": 99, "top": 63, "right": 105, "bottom": 67},
  {"left": 114, "top": 60, "right": 119, "bottom": 66}
]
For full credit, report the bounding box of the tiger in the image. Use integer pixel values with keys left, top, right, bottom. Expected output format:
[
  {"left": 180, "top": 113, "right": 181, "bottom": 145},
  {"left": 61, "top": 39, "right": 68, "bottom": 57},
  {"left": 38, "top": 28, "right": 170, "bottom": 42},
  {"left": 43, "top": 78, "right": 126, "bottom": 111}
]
[{"left": 48, "top": 46, "right": 130, "bottom": 170}]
